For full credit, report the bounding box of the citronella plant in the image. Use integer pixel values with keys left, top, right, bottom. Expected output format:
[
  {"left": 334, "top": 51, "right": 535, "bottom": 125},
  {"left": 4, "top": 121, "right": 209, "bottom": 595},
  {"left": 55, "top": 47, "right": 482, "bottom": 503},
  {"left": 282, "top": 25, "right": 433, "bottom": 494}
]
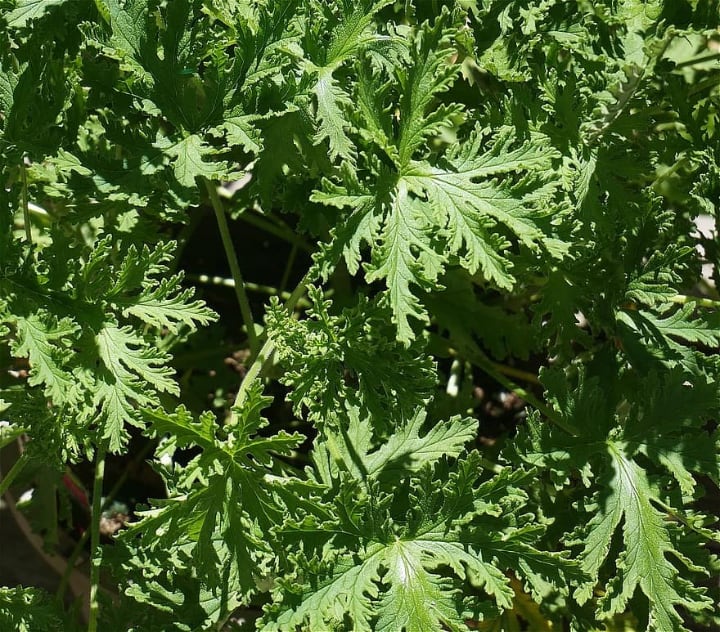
[{"left": 1, "top": 1, "right": 719, "bottom": 631}]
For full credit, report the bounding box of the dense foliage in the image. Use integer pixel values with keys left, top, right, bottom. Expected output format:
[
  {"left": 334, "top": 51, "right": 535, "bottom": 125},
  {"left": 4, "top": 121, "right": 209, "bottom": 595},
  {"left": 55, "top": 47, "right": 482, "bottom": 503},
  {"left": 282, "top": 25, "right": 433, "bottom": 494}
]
[{"left": 1, "top": 1, "right": 719, "bottom": 630}]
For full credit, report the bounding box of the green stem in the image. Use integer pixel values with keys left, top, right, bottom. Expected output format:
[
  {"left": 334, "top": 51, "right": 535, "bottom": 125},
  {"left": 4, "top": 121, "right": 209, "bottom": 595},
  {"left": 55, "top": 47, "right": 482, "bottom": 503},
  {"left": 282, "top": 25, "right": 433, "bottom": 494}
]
[
  {"left": 0, "top": 451, "right": 29, "bottom": 496},
  {"left": 233, "top": 338, "right": 276, "bottom": 412},
  {"left": 655, "top": 497, "right": 720, "bottom": 544},
  {"left": 21, "top": 163, "right": 31, "bottom": 243},
  {"left": 478, "top": 458, "right": 505, "bottom": 474},
  {"left": 279, "top": 243, "right": 298, "bottom": 294},
  {"left": 491, "top": 362, "right": 540, "bottom": 385},
  {"left": 187, "top": 273, "right": 314, "bottom": 307},
  {"left": 57, "top": 440, "right": 155, "bottom": 604},
  {"left": 87, "top": 441, "right": 107, "bottom": 632},
  {"left": 652, "top": 155, "right": 689, "bottom": 189},
  {"left": 436, "top": 335, "right": 579, "bottom": 437},
  {"left": 237, "top": 211, "right": 314, "bottom": 253},
  {"left": 674, "top": 51, "right": 720, "bottom": 69},
  {"left": 233, "top": 270, "right": 312, "bottom": 411},
  {"left": 688, "top": 75, "right": 720, "bottom": 96},
  {"left": 203, "top": 178, "right": 260, "bottom": 357},
  {"left": 669, "top": 293, "right": 720, "bottom": 309}
]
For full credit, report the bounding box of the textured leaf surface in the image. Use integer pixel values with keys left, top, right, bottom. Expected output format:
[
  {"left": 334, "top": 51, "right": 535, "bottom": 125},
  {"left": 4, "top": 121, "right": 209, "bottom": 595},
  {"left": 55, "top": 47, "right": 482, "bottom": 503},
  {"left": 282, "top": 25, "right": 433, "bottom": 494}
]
[
  {"left": 4, "top": 0, "right": 67, "bottom": 28},
  {"left": 263, "top": 438, "right": 579, "bottom": 630},
  {"left": 516, "top": 369, "right": 718, "bottom": 631},
  {"left": 1, "top": 1, "right": 719, "bottom": 630},
  {"left": 595, "top": 447, "right": 711, "bottom": 631},
  {"left": 162, "top": 135, "right": 226, "bottom": 188},
  {"left": 113, "top": 385, "right": 305, "bottom": 628},
  {"left": 365, "top": 408, "right": 476, "bottom": 478},
  {"left": 0, "top": 587, "right": 78, "bottom": 632},
  {"left": 12, "top": 314, "right": 78, "bottom": 404}
]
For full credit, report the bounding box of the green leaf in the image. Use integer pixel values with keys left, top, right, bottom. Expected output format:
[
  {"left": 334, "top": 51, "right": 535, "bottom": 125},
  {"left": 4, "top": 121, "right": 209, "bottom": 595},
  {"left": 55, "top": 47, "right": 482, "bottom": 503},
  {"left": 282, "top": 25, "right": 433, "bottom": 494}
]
[
  {"left": 403, "top": 130, "right": 558, "bottom": 257},
  {"left": 593, "top": 445, "right": 712, "bottom": 631},
  {"left": 0, "top": 59, "right": 23, "bottom": 127},
  {"left": 315, "top": 43, "right": 562, "bottom": 343},
  {"left": 266, "top": 288, "right": 435, "bottom": 426},
  {"left": 365, "top": 408, "right": 476, "bottom": 479},
  {"left": 310, "top": 174, "right": 381, "bottom": 277},
  {"left": 636, "top": 305, "right": 720, "bottom": 346},
  {"left": 323, "top": 0, "right": 394, "bottom": 68},
  {"left": 11, "top": 313, "right": 78, "bottom": 405},
  {"left": 616, "top": 304, "right": 720, "bottom": 373},
  {"left": 214, "top": 114, "right": 262, "bottom": 154},
  {"left": 4, "top": 0, "right": 68, "bottom": 28},
  {"left": 0, "top": 420, "right": 24, "bottom": 450},
  {"left": 97, "top": 325, "right": 178, "bottom": 396},
  {"left": 366, "top": 181, "right": 443, "bottom": 343},
  {"left": 100, "top": 0, "right": 151, "bottom": 69},
  {"left": 112, "top": 384, "right": 305, "bottom": 627},
  {"left": 265, "top": 546, "right": 384, "bottom": 632},
  {"left": 312, "top": 69, "right": 355, "bottom": 162},
  {"left": 375, "top": 540, "right": 467, "bottom": 632},
  {"left": 396, "top": 10, "right": 461, "bottom": 166},
  {"left": 0, "top": 587, "right": 78, "bottom": 632},
  {"left": 516, "top": 370, "right": 718, "bottom": 631},
  {"left": 305, "top": 0, "right": 394, "bottom": 162},
  {"left": 263, "top": 452, "right": 579, "bottom": 631},
  {"left": 161, "top": 134, "right": 227, "bottom": 188},
  {"left": 623, "top": 248, "right": 689, "bottom": 309},
  {"left": 120, "top": 276, "right": 216, "bottom": 334},
  {"left": 94, "top": 325, "right": 177, "bottom": 450}
]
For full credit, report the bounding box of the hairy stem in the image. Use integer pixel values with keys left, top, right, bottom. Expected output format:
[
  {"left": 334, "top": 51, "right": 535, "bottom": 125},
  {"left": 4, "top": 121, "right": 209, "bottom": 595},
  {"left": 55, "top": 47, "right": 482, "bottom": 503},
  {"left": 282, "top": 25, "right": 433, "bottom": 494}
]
[
  {"left": 57, "top": 439, "right": 154, "bottom": 604},
  {"left": 233, "top": 338, "right": 276, "bottom": 412},
  {"left": 238, "top": 211, "right": 314, "bottom": 253},
  {"left": 279, "top": 243, "right": 298, "bottom": 294},
  {"left": 491, "top": 362, "right": 541, "bottom": 385},
  {"left": 204, "top": 178, "right": 260, "bottom": 357},
  {"left": 674, "top": 51, "right": 720, "bottom": 69},
  {"left": 436, "top": 335, "right": 579, "bottom": 436},
  {"left": 187, "top": 273, "right": 314, "bottom": 307},
  {"left": 233, "top": 270, "right": 312, "bottom": 411},
  {"left": 87, "top": 441, "right": 107, "bottom": 632},
  {"left": 0, "top": 450, "right": 29, "bottom": 496},
  {"left": 670, "top": 293, "right": 720, "bottom": 309},
  {"left": 21, "top": 163, "right": 31, "bottom": 243},
  {"left": 655, "top": 497, "right": 720, "bottom": 544}
]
